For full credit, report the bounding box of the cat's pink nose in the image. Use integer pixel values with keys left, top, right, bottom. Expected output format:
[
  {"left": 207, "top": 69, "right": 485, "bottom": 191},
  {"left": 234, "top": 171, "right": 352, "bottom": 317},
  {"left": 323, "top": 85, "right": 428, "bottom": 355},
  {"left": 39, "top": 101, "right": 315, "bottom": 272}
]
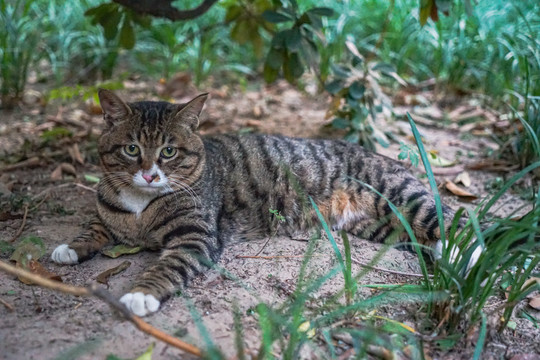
[{"left": 142, "top": 174, "right": 156, "bottom": 184}]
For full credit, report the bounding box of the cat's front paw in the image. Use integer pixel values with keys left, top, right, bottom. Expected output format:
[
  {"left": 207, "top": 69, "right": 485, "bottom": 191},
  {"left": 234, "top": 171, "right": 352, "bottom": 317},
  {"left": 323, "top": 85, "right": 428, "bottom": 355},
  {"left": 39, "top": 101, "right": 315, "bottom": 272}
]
[
  {"left": 51, "top": 244, "right": 79, "bottom": 264},
  {"left": 119, "top": 292, "right": 160, "bottom": 317}
]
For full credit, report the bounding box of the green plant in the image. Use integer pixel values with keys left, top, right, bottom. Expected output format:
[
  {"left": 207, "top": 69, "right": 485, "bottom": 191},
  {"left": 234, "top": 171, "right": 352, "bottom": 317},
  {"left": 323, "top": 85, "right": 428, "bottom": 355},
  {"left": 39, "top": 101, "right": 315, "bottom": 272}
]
[
  {"left": 0, "top": 0, "right": 40, "bottom": 108},
  {"left": 406, "top": 113, "right": 540, "bottom": 340},
  {"left": 508, "top": 96, "right": 540, "bottom": 169},
  {"left": 398, "top": 142, "right": 420, "bottom": 167},
  {"left": 325, "top": 41, "right": 400, "bottom": 150},
  {"left": 261, "top": 1, "right": 334, "bottom": 84},
  {"left": 46, "top": 80, "right": 124, "bottom": 103}
]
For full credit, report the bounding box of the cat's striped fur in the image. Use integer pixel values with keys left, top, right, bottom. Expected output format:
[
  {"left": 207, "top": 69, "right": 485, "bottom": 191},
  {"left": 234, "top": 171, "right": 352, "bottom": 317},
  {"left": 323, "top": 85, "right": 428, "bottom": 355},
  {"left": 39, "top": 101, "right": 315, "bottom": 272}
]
[{"left": 52, "top": 89, "right": 467, "bottom": 316}]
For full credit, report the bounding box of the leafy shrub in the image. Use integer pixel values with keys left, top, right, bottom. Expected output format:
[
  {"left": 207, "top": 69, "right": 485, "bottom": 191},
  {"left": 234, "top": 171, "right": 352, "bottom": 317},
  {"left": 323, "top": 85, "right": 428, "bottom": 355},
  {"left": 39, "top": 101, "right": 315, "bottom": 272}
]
[{"left": 0, "top": 0, "right": 40, "bottom": 108}]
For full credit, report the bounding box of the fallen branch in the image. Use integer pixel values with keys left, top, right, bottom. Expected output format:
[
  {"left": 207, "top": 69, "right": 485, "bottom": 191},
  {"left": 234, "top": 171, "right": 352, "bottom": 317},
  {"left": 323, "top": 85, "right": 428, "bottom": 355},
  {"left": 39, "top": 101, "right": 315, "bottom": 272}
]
[
  {"left": 0, "top": 297, "right": 15, "bottom": 311},
  {"left": 8, "top": 204, "right": 29, "bottom": 243},
  {"left": 0, "top": 260, "right": 203, "bottom": 357},
  {"left": 112, "top": 0, "right": 218, "bottom": 21},
  {"left": 236, "top": 255, "right": 306, "bottom": 260},
  {"left": 351, "top": 257, "right": 432, "bottom": 278},
  {"left": 0, "top": 157, "right": 41, "bottom": 172}
]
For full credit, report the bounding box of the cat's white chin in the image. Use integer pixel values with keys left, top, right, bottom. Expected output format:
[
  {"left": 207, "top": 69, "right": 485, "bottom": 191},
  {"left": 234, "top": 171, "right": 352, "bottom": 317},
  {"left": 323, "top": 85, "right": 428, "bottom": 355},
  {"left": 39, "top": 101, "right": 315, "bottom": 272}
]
[
  {"left": 51, "top": 244, "right": 79, "bottom": 264},
  {"left": 119, "top": 292, "right": 160, "bottom": 316}
]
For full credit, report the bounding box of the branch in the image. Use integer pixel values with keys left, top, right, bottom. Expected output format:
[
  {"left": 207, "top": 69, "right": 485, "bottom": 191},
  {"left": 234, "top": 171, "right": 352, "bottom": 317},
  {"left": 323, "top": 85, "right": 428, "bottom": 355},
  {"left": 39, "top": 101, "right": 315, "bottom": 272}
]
[
  {"left": 112, "top": 0, "right": 218, "bottom": 21},
  {"left": 0, "top": 260, "right": 203, "bottom": 357}
]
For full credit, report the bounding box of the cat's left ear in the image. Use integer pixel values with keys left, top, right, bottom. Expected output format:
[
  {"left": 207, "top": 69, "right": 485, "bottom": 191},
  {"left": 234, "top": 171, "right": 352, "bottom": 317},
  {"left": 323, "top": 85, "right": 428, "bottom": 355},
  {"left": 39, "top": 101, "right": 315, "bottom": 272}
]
[{"left": 175, "top": 93, "right": 208, "bottom": 131}]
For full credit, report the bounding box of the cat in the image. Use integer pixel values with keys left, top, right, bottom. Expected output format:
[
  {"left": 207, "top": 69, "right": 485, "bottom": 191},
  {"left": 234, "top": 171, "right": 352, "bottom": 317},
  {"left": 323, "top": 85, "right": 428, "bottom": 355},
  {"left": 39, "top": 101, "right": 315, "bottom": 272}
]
[{"left": 51, "top": 89, "right": 481, "bottom": 316}]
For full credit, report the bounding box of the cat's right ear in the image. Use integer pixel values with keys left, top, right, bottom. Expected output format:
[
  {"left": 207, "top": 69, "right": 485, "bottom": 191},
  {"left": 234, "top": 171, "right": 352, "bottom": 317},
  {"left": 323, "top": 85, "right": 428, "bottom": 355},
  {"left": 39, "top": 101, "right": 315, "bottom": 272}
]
[
  {"left": 174, "top": 93, "right": 208, "bottom": 131},
  {"left": 98, "top": 89, "right": 132, "bottom": 125}
]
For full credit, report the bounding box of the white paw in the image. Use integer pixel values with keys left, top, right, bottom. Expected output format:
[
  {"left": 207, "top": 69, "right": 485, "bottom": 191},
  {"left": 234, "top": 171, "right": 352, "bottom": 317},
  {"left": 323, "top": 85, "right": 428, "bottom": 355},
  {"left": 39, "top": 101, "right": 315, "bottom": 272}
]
[
  {"left": 51, "top": 244, "right": 79, "bottom": 264},
  {"left": 119, "top": 292, "right": 160, "bottom": 317},
  {"left": 434, "top": 239, "right": 483, "bottom": 274}
]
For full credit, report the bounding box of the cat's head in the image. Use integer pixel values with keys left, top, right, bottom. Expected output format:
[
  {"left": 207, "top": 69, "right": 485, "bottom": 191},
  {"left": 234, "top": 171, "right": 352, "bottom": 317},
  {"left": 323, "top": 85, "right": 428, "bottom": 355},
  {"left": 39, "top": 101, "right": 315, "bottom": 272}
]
[{"left": 97, "top": 89, "right": 207, "bottom": 194}]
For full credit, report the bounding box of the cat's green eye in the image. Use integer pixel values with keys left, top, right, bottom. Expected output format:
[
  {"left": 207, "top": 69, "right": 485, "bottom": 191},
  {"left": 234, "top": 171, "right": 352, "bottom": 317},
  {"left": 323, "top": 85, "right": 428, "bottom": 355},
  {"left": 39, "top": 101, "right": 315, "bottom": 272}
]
[
  {"left": 160, "top": 147, "right": 177, "bottom": 159},
  {"left": 124, "top": 144, "right": 140, "bottom": 156}
]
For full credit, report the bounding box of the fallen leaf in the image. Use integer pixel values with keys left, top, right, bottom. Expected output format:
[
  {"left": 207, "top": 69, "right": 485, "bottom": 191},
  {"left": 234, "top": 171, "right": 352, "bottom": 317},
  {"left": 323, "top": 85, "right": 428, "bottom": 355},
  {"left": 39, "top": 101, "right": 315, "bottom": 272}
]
[
  {"left": 102, "top": 244, "right": 142, "bottom": 258},
  {"left": 84, "top": 174, "right": 101, "bottom": 183},
  {"left": 529, "top": 295, "right": 540, "bottom": 310},
  {"left": 87, "top": 101, "right": 103, "bottom": 115},
  {"left": 68, "top": 144, "right": 84, "bottom": 165},
  {"left": 61, "top": 163, "right": 77, "bottom": 176},
  {"left": 16, "top": 259, "right": 62, "bottom": 285},
  {"left": 445, "top": 180, "right": 478, "bottom": 200},
  {"left": 135, "top": 343, "right": 155, "bottom": 360},
  {"left": 454, "top": 171, "right": 471, "bottom": 187},
  {"left": 428, "top": 152, "right": 455, "bottom": 167},
  {"left": 522, "top": 277, "right": 540, "bottom": 290},
  {"left": 50, "top": 165, "right": 63, "bottom": 181},
  {"left": 506, "top": 320, "right": 517, "bottom": 330},
  {"left": 10, "top": 236, "right": 46, "bottom": 263},
  {"left": 253, "top": 105, "right": 262, "bottom": 118},
  {"left": 96, "top": 260, "right": 131, "bottom": 286},
  {"left": 51, "top": 163, "right": 77, "bottom": 180}
]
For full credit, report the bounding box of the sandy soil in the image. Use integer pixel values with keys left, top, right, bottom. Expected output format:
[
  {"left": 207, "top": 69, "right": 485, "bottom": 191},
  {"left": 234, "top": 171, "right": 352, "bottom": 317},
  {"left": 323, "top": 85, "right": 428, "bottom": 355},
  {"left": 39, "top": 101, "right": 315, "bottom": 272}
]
[{"left": 0, "top": 80, "right": 538, "bottom": 359}]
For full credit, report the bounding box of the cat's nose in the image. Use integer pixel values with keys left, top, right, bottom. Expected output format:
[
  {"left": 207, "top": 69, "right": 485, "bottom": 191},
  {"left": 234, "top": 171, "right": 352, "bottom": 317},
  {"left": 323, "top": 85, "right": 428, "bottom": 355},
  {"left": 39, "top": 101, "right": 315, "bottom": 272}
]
[{"left": 142, "top": 174, "right": 157, "bottom": 184}]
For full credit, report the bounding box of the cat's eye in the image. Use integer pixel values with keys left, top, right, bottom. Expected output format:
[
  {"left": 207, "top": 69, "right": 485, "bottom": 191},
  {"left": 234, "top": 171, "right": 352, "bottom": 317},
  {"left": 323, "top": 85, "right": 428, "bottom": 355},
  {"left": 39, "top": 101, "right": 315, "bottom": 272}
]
[
  {"left": 160, "top": 147, "right": 177, "bottom": 159},
  {"left": 124, "top": 144, "right": 140, "bottom": 156}
]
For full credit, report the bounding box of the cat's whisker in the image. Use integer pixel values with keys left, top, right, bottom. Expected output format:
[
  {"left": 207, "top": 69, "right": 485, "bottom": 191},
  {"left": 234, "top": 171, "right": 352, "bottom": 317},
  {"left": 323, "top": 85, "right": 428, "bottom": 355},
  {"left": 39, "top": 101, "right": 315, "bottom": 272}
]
[{"left": 168, "top": 177, "right": 202, "bottom": 208}]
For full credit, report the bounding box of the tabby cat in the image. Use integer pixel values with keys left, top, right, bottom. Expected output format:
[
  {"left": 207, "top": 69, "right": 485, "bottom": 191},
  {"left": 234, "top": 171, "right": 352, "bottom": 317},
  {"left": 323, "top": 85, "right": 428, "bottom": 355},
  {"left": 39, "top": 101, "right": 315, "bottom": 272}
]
[{"left": 51, "top": 89, "right": 480, "bottom": 316}]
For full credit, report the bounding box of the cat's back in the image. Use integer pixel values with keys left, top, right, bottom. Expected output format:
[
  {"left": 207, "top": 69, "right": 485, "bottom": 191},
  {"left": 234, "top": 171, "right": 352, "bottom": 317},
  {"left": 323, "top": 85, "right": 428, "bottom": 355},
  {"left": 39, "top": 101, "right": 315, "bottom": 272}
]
[{"left": 202, "top": 133, "right": 391, "bottom": 174}]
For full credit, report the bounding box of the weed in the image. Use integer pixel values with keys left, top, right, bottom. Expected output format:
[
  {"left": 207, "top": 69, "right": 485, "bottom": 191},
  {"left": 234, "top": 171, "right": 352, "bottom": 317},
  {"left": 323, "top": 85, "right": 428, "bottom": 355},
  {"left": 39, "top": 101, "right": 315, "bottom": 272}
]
[
  {"left": 269, "top": 208, "right": 285, "bottom": 222},
  {"left": 0, "top": 0, "right": 40, "bottom": 108}
]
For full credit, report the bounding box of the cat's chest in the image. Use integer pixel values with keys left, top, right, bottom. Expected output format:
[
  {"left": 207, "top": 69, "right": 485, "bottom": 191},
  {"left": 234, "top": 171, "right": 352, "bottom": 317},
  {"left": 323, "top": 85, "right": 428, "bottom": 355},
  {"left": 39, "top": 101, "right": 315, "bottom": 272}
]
[{"left": 119, "top": 189, "right": 157, "bottom": 217}]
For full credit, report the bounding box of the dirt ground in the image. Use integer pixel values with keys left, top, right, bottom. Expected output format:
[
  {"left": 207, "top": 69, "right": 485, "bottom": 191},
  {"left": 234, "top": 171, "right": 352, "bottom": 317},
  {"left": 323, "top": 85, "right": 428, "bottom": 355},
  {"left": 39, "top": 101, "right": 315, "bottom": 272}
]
[{"left": 0, "top": 79, "right": 539, "bottom": 359}]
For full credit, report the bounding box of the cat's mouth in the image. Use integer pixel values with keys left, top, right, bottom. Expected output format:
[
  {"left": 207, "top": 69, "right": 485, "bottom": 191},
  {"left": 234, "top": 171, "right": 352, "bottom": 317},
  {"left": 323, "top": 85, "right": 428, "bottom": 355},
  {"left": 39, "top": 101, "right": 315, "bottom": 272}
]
[{"left": 132, "top": 167, "right": 169, "bottom": 193}]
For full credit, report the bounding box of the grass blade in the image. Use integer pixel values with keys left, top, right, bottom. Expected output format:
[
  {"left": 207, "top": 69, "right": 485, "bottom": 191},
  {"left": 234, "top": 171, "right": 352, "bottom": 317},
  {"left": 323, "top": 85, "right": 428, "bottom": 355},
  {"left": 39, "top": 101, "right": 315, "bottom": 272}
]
[{"left": 472, "top": 312, "right": 487, "bottom": 360}]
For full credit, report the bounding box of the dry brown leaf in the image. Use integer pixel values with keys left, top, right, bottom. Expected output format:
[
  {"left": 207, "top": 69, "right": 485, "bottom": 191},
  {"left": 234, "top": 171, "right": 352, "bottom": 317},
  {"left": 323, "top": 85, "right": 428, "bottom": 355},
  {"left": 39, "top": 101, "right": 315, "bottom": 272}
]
[
  {"left": 61, "top": 163, "right": 77, "bottom": 176},
  {"left": 253, "top": 105, "right": 262, "bottom": 118},
  {"left": 445, "top": 180, "right": 478, "bottom": 200},
  {"left": 51, "top": 163, "right": 77, "bottom": 180},
  {"left": 522, "top": 277, "right": 540, "bottom": 290},
  {"left": 96, "top": 260, "right": 131, "bottom": 286},
  {"left": 454, "top": 171, "right": 472, "bottom": 187},
  {"left": 529, "top": 295, "right": 540, "bottom": 310},
  {"left": 68, "top": 144, "right": 84, "bottom": 165},
  {"left": 50, "top": 165, "right": 63, "bottom": 181},
  {"left": 16, "top": 260, "right": 62, "bottom": 285},
  {"left": 87, "top": 101, "right": 103, "bottom": 115}
]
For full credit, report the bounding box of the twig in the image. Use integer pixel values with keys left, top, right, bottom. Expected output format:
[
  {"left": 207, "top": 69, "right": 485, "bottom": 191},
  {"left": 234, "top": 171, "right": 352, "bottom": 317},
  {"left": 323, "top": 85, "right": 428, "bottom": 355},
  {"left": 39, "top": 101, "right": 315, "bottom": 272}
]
[
  {"left": 0, "top": 260, "right": 203, "bottom": 357},
  {"left": 0, "top": 297, "right": 15, "bottom": 312},
  {"left": 32, "top": 182, "right": 97, "bottom": 203},
  {"left": 74, "top": 183, "right": 97, "bottom": 193},
  {"left": 236, "top": 255, "right": 306, "bottom": 260},
  {"left": 0, "top": 157, "right": 41, "bottom": 172},
  {"left": 351, "top": 257, "right": 432, "bottom": 278},
  {"left": 0, "top": 260, "right": 89, "bottom": 296},
  {"left": 29, "top": 193, "right": 50, "bottom": 212},
  {"left": 253, "top": 237, "right": 272, "bottom": 257},
  {"left": 8, "top": 204, "right": 29, "bottom": 243}
]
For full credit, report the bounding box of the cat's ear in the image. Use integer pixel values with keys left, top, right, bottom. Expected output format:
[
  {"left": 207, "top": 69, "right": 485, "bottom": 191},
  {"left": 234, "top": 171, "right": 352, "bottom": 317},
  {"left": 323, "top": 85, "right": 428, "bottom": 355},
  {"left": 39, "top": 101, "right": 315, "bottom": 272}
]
[
  {"left": 98, "top": 89, "right": 132, "bottom": 125},
  {"left": 175, "top": 93, "right": 208, "bottom": 131}
]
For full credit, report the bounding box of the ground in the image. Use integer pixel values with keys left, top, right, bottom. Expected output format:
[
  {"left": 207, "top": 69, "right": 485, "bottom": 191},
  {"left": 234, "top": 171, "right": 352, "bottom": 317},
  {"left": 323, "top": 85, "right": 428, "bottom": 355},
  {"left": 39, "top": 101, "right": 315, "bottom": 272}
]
[{"left": 0, "top": 79, "right": 538, "bottom": 359}]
